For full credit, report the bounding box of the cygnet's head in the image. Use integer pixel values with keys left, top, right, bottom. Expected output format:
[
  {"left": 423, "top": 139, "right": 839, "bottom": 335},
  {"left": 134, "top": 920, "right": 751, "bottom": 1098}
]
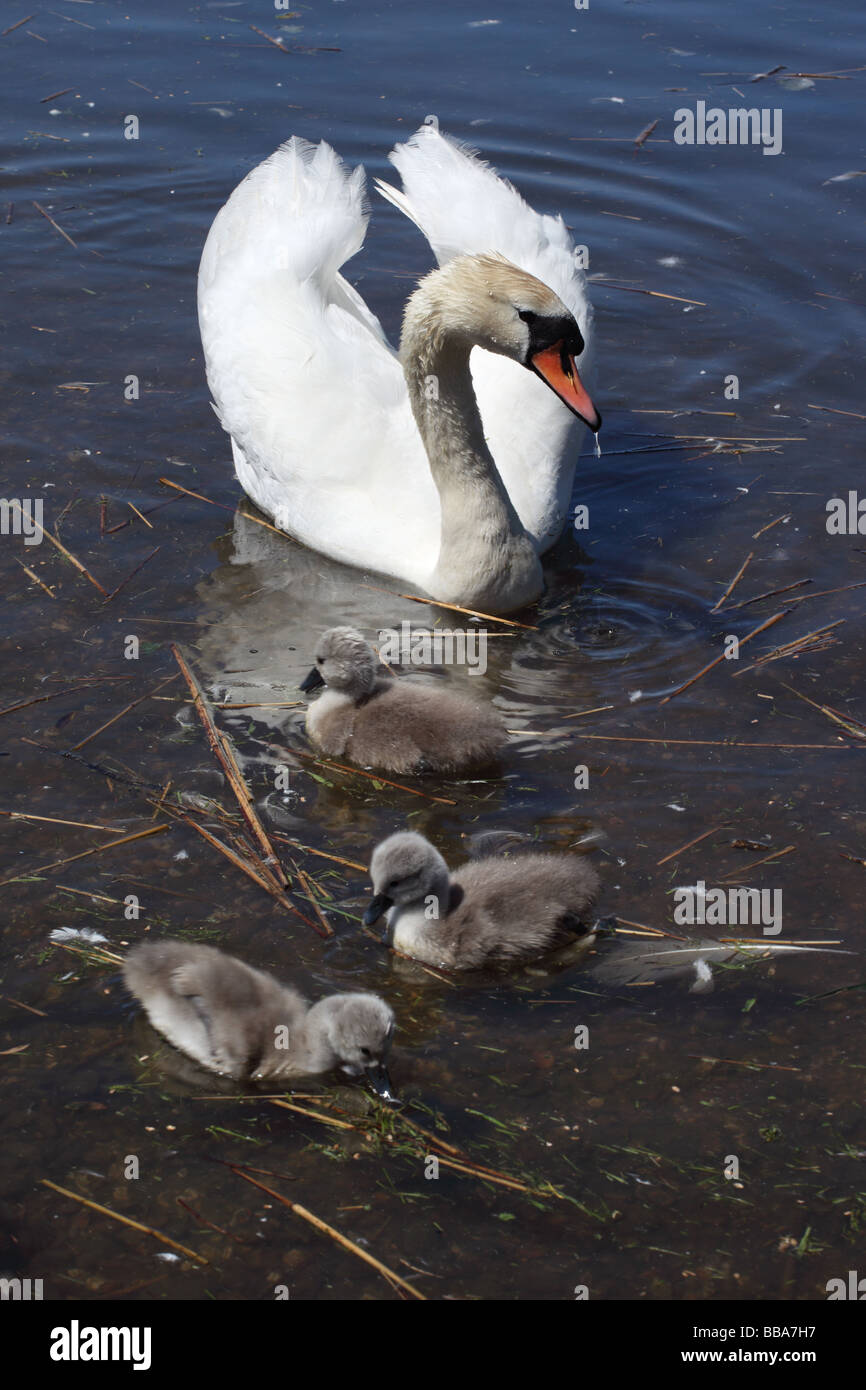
[
  {"left": 364, "top": 831, "right": 451, "bottom": 926},
  {"left": 317, "top": 993, "right": 397, "bottom": 1102},
  {"left": 405, "top": 253, "right": 600, "bottom": 432},
  {"left": 299, "top": 626, "right": 377, "bottom": 699}
]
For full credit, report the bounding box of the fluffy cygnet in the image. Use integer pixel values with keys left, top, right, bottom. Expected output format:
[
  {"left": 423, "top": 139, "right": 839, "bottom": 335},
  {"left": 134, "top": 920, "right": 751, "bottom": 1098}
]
[
  {"left": 363, "top": 831, "right": 600, "bottom": 970},
  {"left": 299, "top": 626, "right": 505, "bottom": 775},
  {"left": 123, "top": 939, "right": 396, "bottom": 1097}
]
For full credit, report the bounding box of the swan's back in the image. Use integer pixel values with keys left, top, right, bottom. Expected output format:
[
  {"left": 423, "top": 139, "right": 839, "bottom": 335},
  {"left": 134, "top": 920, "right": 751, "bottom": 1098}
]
[
  {"left": 454, "top": 851, "right": 599, "bottom": 938},
  {"left": 312, "top": 677, "right": 504, "bottom": 774},
  {"left": 399, "top": 852, "right": 600, "bottom": 969},
  {"left": 123, "top": 940, "right": 307, "bottom": 1078}
]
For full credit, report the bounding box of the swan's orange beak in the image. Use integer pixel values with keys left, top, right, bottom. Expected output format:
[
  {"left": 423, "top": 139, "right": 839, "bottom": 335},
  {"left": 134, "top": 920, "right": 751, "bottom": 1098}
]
[{"left": 530, "top": 342, "right": 601, "bottom": 433}]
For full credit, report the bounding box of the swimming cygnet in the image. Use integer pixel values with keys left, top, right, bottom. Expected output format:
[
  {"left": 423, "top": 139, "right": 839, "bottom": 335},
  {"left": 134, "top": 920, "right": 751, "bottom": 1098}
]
[
  {"left": 363, "top": 831, "right": 600, "bottom": 970},
  {"left": 123, "top": 940, "right": 396, "bottom": 1098},
  {"left": 299, "top": 626, "right": 505, "bottom": 775}
]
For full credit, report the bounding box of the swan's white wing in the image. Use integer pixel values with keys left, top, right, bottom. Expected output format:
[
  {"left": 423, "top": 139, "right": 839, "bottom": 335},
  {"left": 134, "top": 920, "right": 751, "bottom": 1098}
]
[
  {"left": 376, "top": 124, "right": 594, "bottom": 548},
  {"left": 198, "top": 138, "right": 439, "bottom": 582}
]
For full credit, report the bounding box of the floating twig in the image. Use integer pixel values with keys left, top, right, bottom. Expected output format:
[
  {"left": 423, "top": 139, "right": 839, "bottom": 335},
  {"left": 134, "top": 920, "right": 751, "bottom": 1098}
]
[
  {"left": 727, "top": 578, "right": 812, "bottom": 610},
  {"left": 778, "top": 682, "right": 866, "bottom": 740},
  {"left": 0, "top": 824, "right": 169, "bottom": 889},
  {"left": 127, "top": 502, "right": 153, "bottom": 529},
  {"left": 807, "top": 402, "right": 866, "bottom": 420},
  {"left": 70, "top": 672, "right": 179, "bottom": 751},
  {"left": 41, "top": 1179, "right": 208, "bottom": 1265},
  {"left": 0, "top": 809, "right": 127, "bottom": 833},
  {"left": 157, "top": 476, "right": 287, "bottom": 538},
  {"left": 614, "top": 916, "right": 688, "bottom": 941},
  {"left": 2, "top": 15, "right": 34, "bottom": 38},
  {"left": 103, "top": 545, "right": 161, "bottom": 603},
  {"left": 32, "top": 199, "right": 77, "bottom": 248},
  {"left": 231, "top": 1167, "right": 425, "bottom": 1300},
  {"left": 661, "top": 609, "right": 789, "bottom": 703},
  {"left": 360, "top": 583, "right": 536, "bottom": 630},
  {"left": 270, "top": 835, "right": 366, "bottom": 873},
  {"left": 104, "top": 495, "right": 179, "bottom": 536},
  {"left": 579, "top": 734, "right": 854, "bottom": 750},
  {"left": 15, "top": 557, "right": 55, "bottom": 598},
  {"left": 8, "top": 500, "right": 107, "bottom": 595},
  {"left": 171, "top": 645, "right": 289, "bottom": 887},
  {"left": 719, "top": 844, "right": 795, "bottom": 878},
  {"left": 785, "top": 580, "right": 866, "bottom": 606},
  {"left": 590, "top": 280, "right": 705, "bottom": 306},
  {"left": 688, "top": 1054, "right": 800, "bottom": 1072},
  {"left": 563, "top": 704, "right": 615, "bottom": 720},
  {"left": 634, "top": 118, "right": 659, "bottom": 150},
  {"left": 249, "top": 23, "right": 288, "bottom": 52},
  {"left": 55, "top": 884, "right": 123, "bottom": 904},
  {"left": 710, "top": 550, "right": 753, "bottom": 611},
  {"left": 3, "top": 995, "right": 47, "bottom": 1017},
  {"left": 656, "top": 824, "right": 729, "bottom": 867},
  {"left": 290, "top": 746, "right": 457, "bottom": 805},
  {"left": 0, "top": 685, "right": 84, "bottom": 719},
  {"left": 731, "top": 619, "right": 845, "bottom": 676},
  {"left": 752, "top": 512, "right": 790, "bottom": 540}
]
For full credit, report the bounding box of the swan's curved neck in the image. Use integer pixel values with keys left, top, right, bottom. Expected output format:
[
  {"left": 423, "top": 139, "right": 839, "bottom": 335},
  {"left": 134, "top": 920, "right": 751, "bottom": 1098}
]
[{"left": 401, "top": 309, "right": 542, "bottom": 612}]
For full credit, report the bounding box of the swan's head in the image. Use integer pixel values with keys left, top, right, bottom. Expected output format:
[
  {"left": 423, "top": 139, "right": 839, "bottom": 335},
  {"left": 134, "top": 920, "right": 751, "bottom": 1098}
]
[
  {"left": 316, "top": 993, "right": 397, "bottom": 1102},
  {"left": 364, "top": 831, "right": 451, "bottom": 925},
  {"left": 299, "top": 626, "right": 377, "bottom": 698},
  {"left": 405, "top": 252, "right": 601, "bottom": 432}
]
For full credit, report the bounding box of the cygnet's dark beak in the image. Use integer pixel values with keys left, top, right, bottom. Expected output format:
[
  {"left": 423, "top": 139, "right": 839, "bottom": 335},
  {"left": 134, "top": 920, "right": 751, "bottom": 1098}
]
[
  {"left": 299, "top": 666, "right": 325, "bottom": 693},
  {"left": 365, "top": 1060, "right": 398, "bottom": 1105},
  {"left": 363, "top": 892, "right": 393, "bottom": 926}
]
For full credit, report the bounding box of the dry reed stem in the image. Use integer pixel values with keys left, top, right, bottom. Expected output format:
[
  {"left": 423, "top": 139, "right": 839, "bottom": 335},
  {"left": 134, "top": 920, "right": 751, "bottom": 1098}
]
[
  {"left": 70, "top": 673, "right": 179, "bottom": 751},
  {"left": 290, "top": 746, "right": 457, "bottom": 805},
  {"left": 656, "top": 824, "right": 729, "bottom": 866},
  {"left": 710, "top": 552, "right": 754, "bottom": 611},
  {"left": 230, "top": 1167, "right": 426, "bottom": 1300},
  {"left": 170, "top": 645, "right": 289, "bottom": 887},
  {"left": 660, "top": 609, "right": 789, "bottom": 703},
  {"left": 360, "top": 583, "right": 537, "bottom": 630},
  {"left": 0, "top": 823, "right": 169, "bottom": 888},
  {"left": 41, "top": 1180, "right": 208, "bottom": 1264},
  {"left": 15, "top": 558, "right": 55, "bottom": 598},
  {"left": 8, "top": 500, "right": 106, "bottom": 594}
]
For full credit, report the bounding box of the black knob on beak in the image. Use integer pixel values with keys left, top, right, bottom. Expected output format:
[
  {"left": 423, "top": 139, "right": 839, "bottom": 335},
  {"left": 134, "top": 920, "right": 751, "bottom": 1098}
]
[
  {"left": 299, "top": 666, "right": 325, "bottom": 693},
  {"left": 363, "top": 893, "right": 393, "bottom": 927}
]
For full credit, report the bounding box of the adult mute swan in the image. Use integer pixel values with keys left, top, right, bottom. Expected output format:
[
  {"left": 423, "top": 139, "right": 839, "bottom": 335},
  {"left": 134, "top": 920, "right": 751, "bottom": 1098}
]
[{"left": 198, "top": 123, "right": 600, "bottom": 615}]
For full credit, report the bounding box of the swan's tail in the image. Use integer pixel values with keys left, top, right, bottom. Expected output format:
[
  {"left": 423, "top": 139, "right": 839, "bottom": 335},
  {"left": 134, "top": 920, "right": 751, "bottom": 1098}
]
[{"left": 375, "top": 121, "right": 584, "bottom": 317}]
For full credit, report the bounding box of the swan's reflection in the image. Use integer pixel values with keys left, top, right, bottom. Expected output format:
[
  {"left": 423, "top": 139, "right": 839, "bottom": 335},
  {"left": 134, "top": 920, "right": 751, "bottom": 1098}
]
[{"left": 194, "top": 508, "right": 519, "bottom": 737}]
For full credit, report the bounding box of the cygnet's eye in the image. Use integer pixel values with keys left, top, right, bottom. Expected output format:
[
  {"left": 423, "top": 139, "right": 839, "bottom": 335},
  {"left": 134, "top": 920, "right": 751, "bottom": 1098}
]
[
  {"left": 316, "top": 656, "right": 323, "bottom": 665},
  {"left": 517, "top": 308, "right": 540, "bottom": 327},
  {"left": 360, "top": 1046, "right": 372, "bottom": 1060}
]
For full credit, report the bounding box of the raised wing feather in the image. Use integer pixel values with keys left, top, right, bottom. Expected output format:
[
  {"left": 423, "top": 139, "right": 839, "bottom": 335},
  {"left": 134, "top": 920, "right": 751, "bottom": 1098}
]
[
  {"left": 197, "top": 137, "right": 439, "bottom": 579},
  {"left": 376, "top": 124, "right": 593, "bottom": 548}
]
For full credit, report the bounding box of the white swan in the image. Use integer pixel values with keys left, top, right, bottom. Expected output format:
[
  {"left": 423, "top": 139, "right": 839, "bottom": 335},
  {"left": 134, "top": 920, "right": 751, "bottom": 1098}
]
[{"left": 197, "top": 123, "right": 600, "bottom": 614}]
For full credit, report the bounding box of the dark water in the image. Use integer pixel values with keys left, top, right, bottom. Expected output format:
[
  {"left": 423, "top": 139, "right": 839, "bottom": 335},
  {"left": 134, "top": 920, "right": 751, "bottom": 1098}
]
[{"left": 1, "top": 0, "right": 864, "bottom": 1301}]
